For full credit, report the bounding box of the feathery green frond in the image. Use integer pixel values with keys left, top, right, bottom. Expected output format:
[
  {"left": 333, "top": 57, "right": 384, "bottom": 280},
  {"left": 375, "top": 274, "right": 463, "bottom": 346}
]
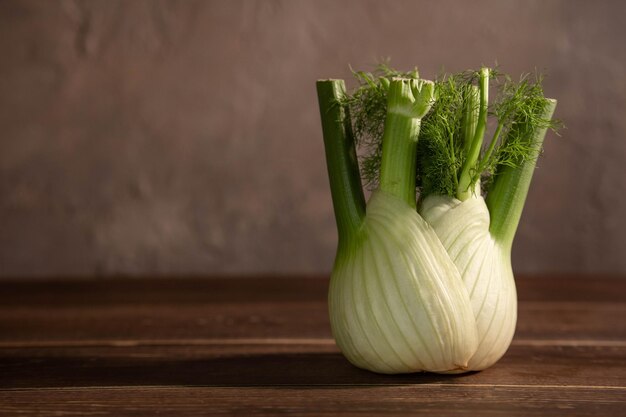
[{"left": 341, "top": 64, "right": 560, "bottom": 198}]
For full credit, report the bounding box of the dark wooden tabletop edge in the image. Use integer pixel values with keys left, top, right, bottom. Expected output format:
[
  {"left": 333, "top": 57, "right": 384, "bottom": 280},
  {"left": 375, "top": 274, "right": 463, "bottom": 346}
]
[{"left": 1, "top": 273, "right": 625, "bottom": 282}]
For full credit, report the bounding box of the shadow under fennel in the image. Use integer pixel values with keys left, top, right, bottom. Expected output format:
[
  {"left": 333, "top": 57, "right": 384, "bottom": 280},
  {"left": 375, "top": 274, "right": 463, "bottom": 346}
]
[{"left": 0, "top": 349, "right": 477, "bottom": 389}]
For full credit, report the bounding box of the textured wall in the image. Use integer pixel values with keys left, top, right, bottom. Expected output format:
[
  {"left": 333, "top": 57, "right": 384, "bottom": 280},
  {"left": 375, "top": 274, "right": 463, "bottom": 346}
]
[{"left": 1, "top": 0, "right": 625, "bottom": 277}]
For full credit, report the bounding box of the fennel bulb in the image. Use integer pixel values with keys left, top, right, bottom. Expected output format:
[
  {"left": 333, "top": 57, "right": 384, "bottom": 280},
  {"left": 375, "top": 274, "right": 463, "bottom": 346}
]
[
  {"left": 330, "top": 189, "right": 478, "bottom": 373},
  {"left": 420, "top": 190, "right": 516, "bottom": 370},
  {"left": 317, "top": 65, "right": 558, "bottom": 374}
]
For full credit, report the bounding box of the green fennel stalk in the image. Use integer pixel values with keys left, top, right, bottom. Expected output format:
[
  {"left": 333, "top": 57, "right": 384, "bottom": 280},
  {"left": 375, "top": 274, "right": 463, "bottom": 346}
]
[
  {"left": 316, "top": 80, "right": 365, "bottom": 247},
  {"left": 456, "top": 67, "right": 490, "bottom": 201},
  {"left": 486, "top": 99, "right": 557, "bottom": 248}
]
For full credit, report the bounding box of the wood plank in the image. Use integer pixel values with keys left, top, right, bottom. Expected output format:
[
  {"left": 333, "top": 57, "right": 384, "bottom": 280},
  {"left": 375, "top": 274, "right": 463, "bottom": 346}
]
[
  {"left": 1, "top": 385, "right": 624, "bottom": 417},
  {"left": 1, "top": 299, "right": 624, "bottom": 345},
  {"left": 517, "top": 301, "right": 626, "bottom": 340},
  {"left": 1, "top": 343, "right": 624, "bottom": 389},
  {"left": 1, "top": 277, "right": 624, "bottom": 345},
  {"left": 514, "top": 275, "right": 626, "bottom": 302},
  {"left": 1, "top": 276, "right": 623, "bottom": 306},
  {"left": 0, "top": 277, "right": 329, "bottom": 307}
]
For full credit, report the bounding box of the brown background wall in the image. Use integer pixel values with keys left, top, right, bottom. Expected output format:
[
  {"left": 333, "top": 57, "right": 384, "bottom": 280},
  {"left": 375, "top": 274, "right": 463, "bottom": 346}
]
[{"left": 1, "top": 0, "right": 625, "bottom": 278}]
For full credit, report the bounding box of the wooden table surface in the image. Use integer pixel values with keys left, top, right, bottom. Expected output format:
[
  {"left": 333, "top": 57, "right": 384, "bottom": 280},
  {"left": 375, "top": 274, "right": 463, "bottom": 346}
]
[{"left": 0, "top": 276, "right": 624, "bottom": 416}]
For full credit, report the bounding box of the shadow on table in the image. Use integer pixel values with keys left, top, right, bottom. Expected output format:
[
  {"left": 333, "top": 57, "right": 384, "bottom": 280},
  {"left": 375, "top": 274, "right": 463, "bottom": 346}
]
[{"left": 1, "top": 351, "right": 476, "bottom": 388}]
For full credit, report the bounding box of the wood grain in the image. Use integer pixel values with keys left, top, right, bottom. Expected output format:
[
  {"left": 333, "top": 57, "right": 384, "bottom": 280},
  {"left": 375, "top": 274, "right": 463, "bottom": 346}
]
[
  {"left": 1, "top": 277, "right": 624, "bottom": 344},
  {"left": 1, "top": 385, "right": 624, "bottom": 417},
  {"left": 1, "top": 344, "right": 625, "bottom": 388},
  {"left": 0, "top": 276, "right": 624, "bottom": 416}
]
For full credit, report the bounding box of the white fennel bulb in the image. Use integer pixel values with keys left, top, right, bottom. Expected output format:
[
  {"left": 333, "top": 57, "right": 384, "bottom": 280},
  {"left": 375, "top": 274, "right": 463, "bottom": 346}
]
[
  {"left": 330, "top": 189, "right": 478, "bottom": 373},
  {"left": 420, "top": 190, "right": 517, "bottom": 370},
  {"left": 317, "top": 66, "right": 558, "bottom": 374}
]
